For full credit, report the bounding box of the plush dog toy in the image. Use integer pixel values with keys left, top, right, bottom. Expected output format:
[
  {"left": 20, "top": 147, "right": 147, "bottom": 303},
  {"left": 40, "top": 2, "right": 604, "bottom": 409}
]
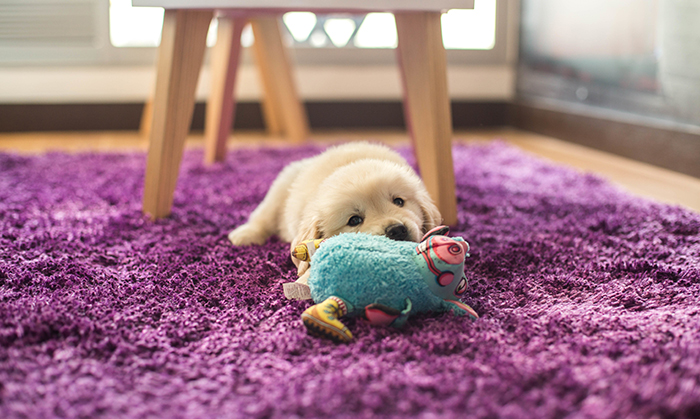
[{"left": 287, "top": 226, "right": 478, "bottom": 343}]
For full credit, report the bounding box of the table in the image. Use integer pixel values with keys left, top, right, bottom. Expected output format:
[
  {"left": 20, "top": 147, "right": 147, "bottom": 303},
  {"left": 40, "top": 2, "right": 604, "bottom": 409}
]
[{"left": 134, "top": 0, "right": 475, "bottom": 225}]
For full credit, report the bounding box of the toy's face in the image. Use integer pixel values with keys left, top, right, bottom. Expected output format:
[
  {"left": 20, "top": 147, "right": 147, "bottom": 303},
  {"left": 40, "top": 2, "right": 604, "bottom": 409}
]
[{"left": 415, "top": 235, "right": 470, "bottom": 301}]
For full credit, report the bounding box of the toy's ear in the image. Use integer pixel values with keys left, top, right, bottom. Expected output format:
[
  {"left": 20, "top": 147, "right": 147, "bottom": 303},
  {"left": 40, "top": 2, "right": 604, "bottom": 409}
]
[
  {"left": 291, "top": 216, "right": 324, "bottom": 253},
  {"left": 418, "top": 195, "right": 443, "bottom": 234},
  {"left": 290, "top": 218, "right": 323, "bottom": 274},
  {"left": 421, "top": 225, "right": 450, "bottom": 241}
]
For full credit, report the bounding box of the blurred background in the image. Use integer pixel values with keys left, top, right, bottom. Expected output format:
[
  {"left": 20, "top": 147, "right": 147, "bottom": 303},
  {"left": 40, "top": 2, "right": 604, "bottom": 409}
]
[
  {"left": 519, "top": 0, "right": 700, "bottom": 127},
  {"left": 0, "top": 0, "right": 510, "bottom": 115}
]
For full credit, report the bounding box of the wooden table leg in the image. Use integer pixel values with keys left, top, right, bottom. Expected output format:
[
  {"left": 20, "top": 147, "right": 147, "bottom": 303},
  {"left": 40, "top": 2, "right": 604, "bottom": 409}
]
[
  {"left": 395, "top": 11, "right": 458, "bottom": 226},
  {"left": 204, "top": 15, "right": 246, "bottom": 165},
  {"left": 143, "top": 9, "right": 213, "bottom": 219},
  {"left": 251, "top": 16, "right": 309, "bottom": 143},
  {"left": 252, "top": 18, "right": 284, "bottom": 138},
  {"left": 139, "top": 94, "right": 154, "bottom": 139}
]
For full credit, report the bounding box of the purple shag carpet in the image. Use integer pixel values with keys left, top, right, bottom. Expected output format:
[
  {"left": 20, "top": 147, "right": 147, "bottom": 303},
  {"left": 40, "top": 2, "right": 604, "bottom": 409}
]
[{"left": 1, "top": 141, "right": 700, "bottom": 419}]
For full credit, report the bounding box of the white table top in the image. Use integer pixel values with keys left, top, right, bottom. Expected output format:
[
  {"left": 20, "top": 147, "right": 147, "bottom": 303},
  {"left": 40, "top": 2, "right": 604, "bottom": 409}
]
[{"left": 132, "top": 0, "right": 474, "bottom": 12}]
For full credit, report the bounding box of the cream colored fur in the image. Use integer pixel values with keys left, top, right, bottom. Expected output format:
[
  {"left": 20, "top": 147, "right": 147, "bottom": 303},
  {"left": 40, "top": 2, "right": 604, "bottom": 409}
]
[{"left": 228, "top": 142, "right": 442, "bottom": 275}]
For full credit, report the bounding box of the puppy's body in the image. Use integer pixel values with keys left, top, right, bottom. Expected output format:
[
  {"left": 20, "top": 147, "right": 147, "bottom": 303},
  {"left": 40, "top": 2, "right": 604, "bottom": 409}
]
[{"left": 229, "top": 142, "right": 442, "bottom": 274}]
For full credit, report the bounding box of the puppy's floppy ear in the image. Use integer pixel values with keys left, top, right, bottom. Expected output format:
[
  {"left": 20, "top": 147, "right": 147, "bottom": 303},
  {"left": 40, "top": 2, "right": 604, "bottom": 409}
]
[
  {"left": 417, "top": 193, "right": 443, "bottom": 234},
  {"left": 292, "top": 215, "right": 324, "bottom": 244}
]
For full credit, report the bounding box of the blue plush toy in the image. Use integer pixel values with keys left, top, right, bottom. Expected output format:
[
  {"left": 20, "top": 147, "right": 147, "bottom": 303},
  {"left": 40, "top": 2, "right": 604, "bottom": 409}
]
[{"left": 289, "top": 226, "right": 479, "bottom": 343}]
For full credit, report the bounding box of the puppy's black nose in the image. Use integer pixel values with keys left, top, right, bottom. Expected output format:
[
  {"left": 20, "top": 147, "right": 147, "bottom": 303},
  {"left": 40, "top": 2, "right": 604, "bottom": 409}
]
[{"left": 385, "top": 224, "right": 409, "bottom": 241}]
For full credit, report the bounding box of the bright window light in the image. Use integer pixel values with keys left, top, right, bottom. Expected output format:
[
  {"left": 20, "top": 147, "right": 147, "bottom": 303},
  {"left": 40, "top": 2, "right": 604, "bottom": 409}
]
[
  {"left": 309, "top": 30, "right": 328, "bottom": 48},
  {"left": 109, "top": 1, "right": 497, "bottom": 51},
  {"left": 240, "top": 23, "right": 254, "bottom": 48},
  {"left": 206, "top": 18, "right": 218, "bottom": 48},
  {"left": 109, "top": 0, "right": 217, "bottom": 47},
  {"left": 323, "top": 18, "right": 356, "bottom": 48},
  {"left": 353, "top": 13, "right": 397, "bottom": 49},
  {"left": 282, "top": 12, "right": 317, "bottom": 43},
  {"left": 442, "top": 0, "right": 497, "bottom": 50},
  {"left": 109, "top": 0, "right": 163, "bottom": 47}
]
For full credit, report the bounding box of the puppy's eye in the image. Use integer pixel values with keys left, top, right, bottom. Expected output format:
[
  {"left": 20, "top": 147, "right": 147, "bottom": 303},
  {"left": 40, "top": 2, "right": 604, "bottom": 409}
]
[
  {"left": 393, "top": 197, "right": 405, "bottom": 207},
  {"left": 347, "top": 215, "right": 363, "bottom": 227}
]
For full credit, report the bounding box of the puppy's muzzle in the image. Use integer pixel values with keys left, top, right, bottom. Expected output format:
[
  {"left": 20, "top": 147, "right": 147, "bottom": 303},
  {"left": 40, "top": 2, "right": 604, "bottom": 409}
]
[{"left": 385, "top": 223, "right": 409, "bottom": 241}]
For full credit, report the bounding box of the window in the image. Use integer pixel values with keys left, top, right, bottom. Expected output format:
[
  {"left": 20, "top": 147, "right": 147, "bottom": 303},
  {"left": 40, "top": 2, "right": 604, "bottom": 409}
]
[
  {"left": 109, "top": 0, "right": 219, "bottom": 47},
  {"left": 108, "top": 0, "right": 498, "bottom": 51},
  {"left": 518, "top": 0, "right": 700, "bottom": 126}
]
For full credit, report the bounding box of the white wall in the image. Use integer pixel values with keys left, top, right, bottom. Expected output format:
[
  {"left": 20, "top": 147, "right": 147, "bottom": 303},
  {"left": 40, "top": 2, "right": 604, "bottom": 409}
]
[{"left": 0, "top": 64, "right": 515, "bottom": 104}]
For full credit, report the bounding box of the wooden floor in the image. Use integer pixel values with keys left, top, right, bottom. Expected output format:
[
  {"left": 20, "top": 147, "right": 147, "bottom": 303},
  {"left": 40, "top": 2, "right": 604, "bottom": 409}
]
[{"left": 1, "top": 128, "right": 699, "bottom": 213}]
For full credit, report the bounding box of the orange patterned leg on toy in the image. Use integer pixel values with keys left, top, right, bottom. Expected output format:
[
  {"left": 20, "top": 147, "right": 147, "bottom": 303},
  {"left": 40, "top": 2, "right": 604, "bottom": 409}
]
[{"left": 301, "top": 296, "right": 353, "bottom": 343}]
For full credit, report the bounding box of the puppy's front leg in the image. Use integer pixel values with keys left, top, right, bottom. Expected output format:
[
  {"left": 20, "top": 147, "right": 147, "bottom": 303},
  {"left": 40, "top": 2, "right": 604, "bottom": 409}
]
[
  {"left": 229, "top": 161, "right": 303, "bottom": 245},
  {"left": 228, "top": 221, "right": 271, "bottom": 246}
]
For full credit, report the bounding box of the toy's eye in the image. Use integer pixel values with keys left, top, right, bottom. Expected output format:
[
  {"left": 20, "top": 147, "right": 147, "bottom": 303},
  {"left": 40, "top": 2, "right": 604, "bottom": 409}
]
[
  {"left": 393, "top": 197, "right": 404, "bottom": 207},
  {"left": 347, "top": 215, "right": 363, "bottom": 227},
  {"left": 449, "top": 244, "right": 462, "bottom": 255},
  {"left": 455, "top": 277, "right": 468, "bottom": 295}
]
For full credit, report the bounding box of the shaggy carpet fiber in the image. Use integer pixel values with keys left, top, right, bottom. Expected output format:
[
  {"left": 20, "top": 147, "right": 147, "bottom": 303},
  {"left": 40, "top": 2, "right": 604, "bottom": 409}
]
[{"left": 1, "top": 141, "right": 699, "bottom": 419}]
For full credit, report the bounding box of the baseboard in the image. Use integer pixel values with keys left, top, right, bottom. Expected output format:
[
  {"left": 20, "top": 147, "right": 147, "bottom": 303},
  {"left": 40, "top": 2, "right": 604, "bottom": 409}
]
[
  {"left": 508, "top": 100, "right": 700, "bottom": 179},
  {"left": 0, "top": 102, "right": 262, "bottom": 132},
  {"left": 0, "top": 101, "right": 509, "bottom": 132}
]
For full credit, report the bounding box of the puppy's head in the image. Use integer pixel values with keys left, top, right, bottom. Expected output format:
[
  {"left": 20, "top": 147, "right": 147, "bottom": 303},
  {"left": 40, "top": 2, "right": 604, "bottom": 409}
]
[{"left": 292, "top": 159, "right": 442, "bottom": 247}]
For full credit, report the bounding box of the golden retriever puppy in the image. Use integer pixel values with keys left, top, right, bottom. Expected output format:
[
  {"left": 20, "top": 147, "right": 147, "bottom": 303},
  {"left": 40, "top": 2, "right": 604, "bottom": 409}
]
[{"left": 228, "top": 142, "right": 442, "bottom": 276}]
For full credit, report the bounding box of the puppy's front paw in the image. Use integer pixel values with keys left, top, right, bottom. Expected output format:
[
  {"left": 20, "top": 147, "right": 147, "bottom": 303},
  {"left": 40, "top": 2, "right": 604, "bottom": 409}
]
[{"left": 228, "top": 224, "right": 268, "bottom": 246}]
